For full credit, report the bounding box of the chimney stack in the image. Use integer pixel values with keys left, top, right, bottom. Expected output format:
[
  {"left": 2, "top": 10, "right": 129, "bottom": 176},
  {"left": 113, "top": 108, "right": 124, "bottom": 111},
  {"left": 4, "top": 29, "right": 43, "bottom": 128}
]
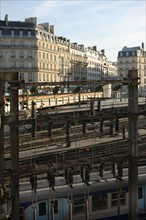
[
  {"left": 5, "top": 14, "right": 8, "bottom": 26},
  {"left": 50, "top": 25, "right": 54, "bottom": 34}
]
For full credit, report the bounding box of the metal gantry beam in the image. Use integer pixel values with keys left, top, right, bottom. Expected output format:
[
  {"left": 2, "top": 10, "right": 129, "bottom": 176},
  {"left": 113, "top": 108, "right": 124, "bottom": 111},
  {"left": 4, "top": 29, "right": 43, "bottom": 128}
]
[
  {"left": 3, "top": 78, "right": 139, "bottom": 88},
  {"left": 10, "top": 82, "right": 20, "bottom": 220},
  {"left": 0, "top": 71, "right": 142, "bottom": 220},
  {"left": 0, "top": 82, "right": 5, "bottom": 187},
  {"left": 128, "top": 70, "right": 139, "bottom": 220}
]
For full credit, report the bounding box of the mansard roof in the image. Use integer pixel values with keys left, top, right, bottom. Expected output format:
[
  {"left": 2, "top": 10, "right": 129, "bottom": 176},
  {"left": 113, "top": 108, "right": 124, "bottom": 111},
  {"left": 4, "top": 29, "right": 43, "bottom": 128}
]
[{"left": 0, "top": 20, "right": 34, "bottom": 28}]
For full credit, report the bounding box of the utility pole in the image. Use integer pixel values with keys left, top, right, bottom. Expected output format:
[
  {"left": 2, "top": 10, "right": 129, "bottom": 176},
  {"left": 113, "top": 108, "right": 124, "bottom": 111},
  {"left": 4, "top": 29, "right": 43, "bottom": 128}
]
[
  {"left": 10, "top": 81, "right": 19, "bottom": 220},
  {"left": 0, "top": 82, "right": 5, "bottom": 186},
  {"left": 128, "top": 69, "right": 139, "bottom": 220}
]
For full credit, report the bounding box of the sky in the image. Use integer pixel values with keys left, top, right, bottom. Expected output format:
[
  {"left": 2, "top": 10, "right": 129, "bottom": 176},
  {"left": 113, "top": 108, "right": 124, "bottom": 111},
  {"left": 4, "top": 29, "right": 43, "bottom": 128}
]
[{"left": 0, "top": 0, "right": 146, "bottom": 62}]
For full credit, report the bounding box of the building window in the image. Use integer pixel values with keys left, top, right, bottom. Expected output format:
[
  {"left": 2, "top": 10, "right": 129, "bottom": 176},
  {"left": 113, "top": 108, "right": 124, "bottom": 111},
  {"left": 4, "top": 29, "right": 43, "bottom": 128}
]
[
  {"left": 20, "top": 41, "right": 24, "bottom": 47},
  {"left": 28, "top": 42, "right": 32, "bottom": 47},
  {"left": 11, "top": 40, "right": 15, "bottom": 46},
  {"left": 28, "top": 62, "right": 32, "bottom": 69},
  {"left": 20, "top": 73, "right": 24, "bottom": 80},
  {"left": 39, "top": 73, "right": 42, "bottom": 81},
  {"left": 0, "top": 51, "right": 3, "bottom": 58},
  {"left": 28, "top": 51, "right": 33, "bottom": 58},
  {"left": 54, "top": 74, "right": 56, "bottom": 81},
  {"left": 132, "top": 51, "right": 135, "bottom": 56},
  {"left": 43, "top": 73, "right": 45, "bottom": 81},
  {"left": 11, "top": 62, "right": 16, "bottom": 68},
  {"left": 126, "top": 52, "right": 129, "bottom": 56},
  {"left": 19, "top": 51, "right": 24, "bottom": 58},
  {"left": 20, "top": 62, "right": 24, "bottom": 68},
  {"left": 144, "top": 78, "right": 146, "bottom": 84},
  {"left": 11, "top": 51, "right": 16, "bottom": 58},
  {"left": 50, "top": 74, "right": 52, "bottom": 82},
  {"left": 28, "top": 72, "right": 33, "bottom": 82},
  {"left": 0, "top": 62, "right": 3, "bottom": 69}
]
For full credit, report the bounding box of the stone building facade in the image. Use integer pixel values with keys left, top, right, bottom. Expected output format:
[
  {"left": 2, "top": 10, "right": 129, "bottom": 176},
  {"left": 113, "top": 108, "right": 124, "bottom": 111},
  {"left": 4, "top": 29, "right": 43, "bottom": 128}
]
[
  {"left": 0, "top": 15, "right": 117, "bottom": 94},
  {"left": 117, "top": 43, "right": 146, "bottom": 96}
]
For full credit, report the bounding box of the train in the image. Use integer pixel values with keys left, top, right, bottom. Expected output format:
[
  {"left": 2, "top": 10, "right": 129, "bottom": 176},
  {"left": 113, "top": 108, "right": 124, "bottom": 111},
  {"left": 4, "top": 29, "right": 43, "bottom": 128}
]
[{"left": 16, "top": 165, "right": 146, "bottom": 220}]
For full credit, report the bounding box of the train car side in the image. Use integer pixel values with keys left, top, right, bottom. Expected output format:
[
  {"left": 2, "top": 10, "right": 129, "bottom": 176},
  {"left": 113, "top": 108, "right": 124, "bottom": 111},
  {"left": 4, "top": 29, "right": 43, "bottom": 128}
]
[{"left": 19, "top": 167, "right": 146, "bottom": 220}]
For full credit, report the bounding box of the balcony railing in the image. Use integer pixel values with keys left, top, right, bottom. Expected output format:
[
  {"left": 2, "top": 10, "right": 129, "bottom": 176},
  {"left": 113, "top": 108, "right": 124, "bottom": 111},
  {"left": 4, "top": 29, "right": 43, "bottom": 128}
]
[
  {"left": 0, "top": 67, "right": 39, "bottom": 71},
  {"left": 71, "top": 60, "right": 88, "bottom": 66},
  {"left": 0, "top": 44, "right": 38, "bottom": 48}
]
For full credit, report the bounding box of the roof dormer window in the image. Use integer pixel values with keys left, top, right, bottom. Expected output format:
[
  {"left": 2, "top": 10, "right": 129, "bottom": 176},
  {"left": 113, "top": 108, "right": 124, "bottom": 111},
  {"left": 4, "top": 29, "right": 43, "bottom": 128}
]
[
  {"left": 28, "top": 30, "right": 31, "bottom": 37},
  {"left": 20, "top": 30, "right": 23, "bottom": 38},
  {"left": 11, "top": 30, "right": 14, "bottom": 38},
  {"left": 0, "top": 30, "right": 2, "bottom": 38}
]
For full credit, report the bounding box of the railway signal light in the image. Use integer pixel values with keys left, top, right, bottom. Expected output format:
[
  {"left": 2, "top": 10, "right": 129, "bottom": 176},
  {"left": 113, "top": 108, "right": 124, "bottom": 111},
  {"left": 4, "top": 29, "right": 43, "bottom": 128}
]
[
  {"left": 82, "top": 121, "right": 87, "bottom": 134},
  {"left": 66, "top": 135, "right": 71, "bottom": 148},
  {"left": 117, "top": 163, "right": 123, "bottom": 180},
  {"left": 81, "top": 166, "right": 90, "bottom": 185},
  {"left": 48, "top": 122, "right": 53, "bottom": 139},
  {"left": 47, "top": 172, "right": 55, "bottom": 190},
  {"left": 66, "top": 121, "right": 71, "bottom": 147},
  {"left": 30, "top": 171, "right": 37, "bottom": 192},
  {"left": 31, "top": 100, "right": 36, "bottom": 138},
  {"left": 68, "top": 170, "right": 74, "bottom": 188},
  {"left": 0, "top": 184, "right": 4, "bottom": 205},
  {"left": 64, "top": 168, "right": 74, "bottom": 188},
  {"left": 122, "top": 126, "right": 125, "bottom": 139},
  {"left": 64, "top": 168, "right": 69, "bottom": 184},
  {"left": 81, "top": 166, "right": 85, "bottom": 182},
  {"left": 112, "top": 162, "right": 117, "bottom": 178},
  {"left": 85, "top": 168, "right": 90, "bottom": 186},
  {"left": 110, "top": 122, "right": 113, "bottom": 136},
  {"left": 99, "top": 164, "right": 104, "bottom": 178}
]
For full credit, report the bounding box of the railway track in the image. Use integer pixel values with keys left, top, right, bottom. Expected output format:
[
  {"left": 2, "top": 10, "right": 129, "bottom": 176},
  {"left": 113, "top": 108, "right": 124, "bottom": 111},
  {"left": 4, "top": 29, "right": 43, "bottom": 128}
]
[
  {"left": 4, "top": 132, "right": 146, "bottom": 183},
  {"left": 3, "top": 114, "right": 146, "bottom": 183},
  {"left": 4, "top": 115, "right": 146, "bottom": 153}
]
